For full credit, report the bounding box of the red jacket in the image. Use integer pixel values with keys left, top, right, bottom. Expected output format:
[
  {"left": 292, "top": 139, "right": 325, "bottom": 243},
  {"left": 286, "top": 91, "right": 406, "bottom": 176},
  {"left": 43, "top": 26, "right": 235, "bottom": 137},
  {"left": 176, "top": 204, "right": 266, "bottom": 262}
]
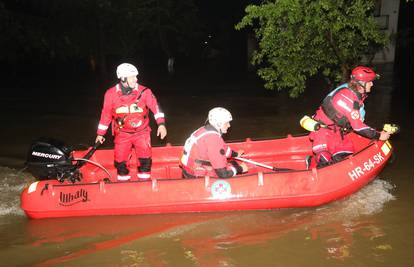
[
  {"left": 314, "top": 83, "right": 379, "bottom": 140},
  {"left": 97, "top": 83, "right": 165, "bottom": 136},
  {"left": 180, "top": 125, "right": 238, "bottom": 178}
]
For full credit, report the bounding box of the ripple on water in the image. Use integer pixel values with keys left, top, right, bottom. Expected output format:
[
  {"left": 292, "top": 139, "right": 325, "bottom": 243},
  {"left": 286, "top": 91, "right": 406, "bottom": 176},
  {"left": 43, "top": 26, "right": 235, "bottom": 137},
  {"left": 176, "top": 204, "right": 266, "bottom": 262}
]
[
  {"left": 154, "top": 178, "right": 396, "bottom": 243},
  {"left": 0, "top": 166, "right": 35, "bottom": 216},
  {"left": 330, "top": 178, "right": 396, "bottom": 219}
]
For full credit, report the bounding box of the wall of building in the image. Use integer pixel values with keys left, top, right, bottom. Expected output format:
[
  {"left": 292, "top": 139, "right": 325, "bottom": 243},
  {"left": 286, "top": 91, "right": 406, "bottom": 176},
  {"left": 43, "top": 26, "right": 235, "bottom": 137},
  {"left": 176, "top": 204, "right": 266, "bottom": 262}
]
[
  {"left": 245, "top": 0, "right": 401, "bottom": 68},
  {"left": 371, "top": 0, "right": 400, "bottom": 63}
]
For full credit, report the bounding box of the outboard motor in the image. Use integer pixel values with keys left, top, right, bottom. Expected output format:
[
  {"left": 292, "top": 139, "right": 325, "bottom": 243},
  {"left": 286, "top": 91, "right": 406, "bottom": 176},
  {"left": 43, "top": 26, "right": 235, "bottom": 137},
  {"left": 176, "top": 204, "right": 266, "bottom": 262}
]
[{"left": 26, "top": 138, "right": 81, "bottom": 182}]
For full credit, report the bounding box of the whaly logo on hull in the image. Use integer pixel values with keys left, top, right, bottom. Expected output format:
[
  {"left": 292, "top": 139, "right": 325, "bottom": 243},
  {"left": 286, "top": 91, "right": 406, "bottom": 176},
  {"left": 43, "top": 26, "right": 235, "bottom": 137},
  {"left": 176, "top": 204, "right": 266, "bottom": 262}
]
[{"left": 59, "top": 189, "right": 89, "bottom": 206}]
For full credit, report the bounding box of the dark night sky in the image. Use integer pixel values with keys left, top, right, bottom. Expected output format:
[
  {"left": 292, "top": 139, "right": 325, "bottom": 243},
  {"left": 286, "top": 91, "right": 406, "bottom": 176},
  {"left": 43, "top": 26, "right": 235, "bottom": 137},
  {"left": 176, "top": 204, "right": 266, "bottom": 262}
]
[
  {"left": 0, "top": 0, "right": 413, "bottom": 88},
  {"left": 0, "top": 0, "right": 262, "bottom": 88}
]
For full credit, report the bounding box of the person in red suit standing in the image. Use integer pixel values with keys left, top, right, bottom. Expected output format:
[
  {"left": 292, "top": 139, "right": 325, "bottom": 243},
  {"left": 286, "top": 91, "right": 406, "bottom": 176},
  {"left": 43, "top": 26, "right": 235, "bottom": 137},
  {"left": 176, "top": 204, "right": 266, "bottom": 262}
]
[
  {"left": 95, "top": 63, "right": 167, "bottom": 181},
  {"left": 180, "top": 107, "right": 248, "bottom": 178},
  {"left": 309, "top": 66, "right": 390, "bottom": 167}
]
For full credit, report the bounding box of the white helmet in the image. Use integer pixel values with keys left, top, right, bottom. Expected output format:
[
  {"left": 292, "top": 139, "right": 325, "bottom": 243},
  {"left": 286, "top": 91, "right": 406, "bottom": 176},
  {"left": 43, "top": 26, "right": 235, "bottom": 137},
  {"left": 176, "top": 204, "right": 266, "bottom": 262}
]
[
  {"left": 116, "top": 63, "right": 139, "bottom": 79},
  {"left": 208, "top": 107, "right": 232, "bottom": 129}
]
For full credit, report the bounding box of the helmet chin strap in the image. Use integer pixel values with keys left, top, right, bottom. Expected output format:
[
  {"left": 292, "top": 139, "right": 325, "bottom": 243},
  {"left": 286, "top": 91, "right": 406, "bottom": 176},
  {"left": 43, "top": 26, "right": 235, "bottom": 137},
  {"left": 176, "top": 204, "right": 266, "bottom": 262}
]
[
  {"left": 213, "top": 123, "right": 224, "bottom": 135},
  {"left": 120, "top": 79, "right": 134, "bottom": 95},
  {"left": 356, "top": 80, "right": 368, "bottom": 95},
  {"left": 127, "top": 80, "right": 134, "bottom": 89}
]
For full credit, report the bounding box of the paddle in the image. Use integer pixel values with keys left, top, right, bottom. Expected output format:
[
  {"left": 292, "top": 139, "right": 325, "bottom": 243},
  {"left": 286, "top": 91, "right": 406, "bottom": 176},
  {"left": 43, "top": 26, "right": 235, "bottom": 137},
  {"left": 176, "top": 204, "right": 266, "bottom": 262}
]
[{"left": 234, "top": 157, "right": 291, "bottom": 172}]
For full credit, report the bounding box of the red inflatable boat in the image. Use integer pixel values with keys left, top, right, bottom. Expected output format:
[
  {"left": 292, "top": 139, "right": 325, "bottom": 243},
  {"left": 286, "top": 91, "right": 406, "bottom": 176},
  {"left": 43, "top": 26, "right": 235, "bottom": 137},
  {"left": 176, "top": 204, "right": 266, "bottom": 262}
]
[{"left": 21, "top": 133, "right": 393, "bottom": 219}]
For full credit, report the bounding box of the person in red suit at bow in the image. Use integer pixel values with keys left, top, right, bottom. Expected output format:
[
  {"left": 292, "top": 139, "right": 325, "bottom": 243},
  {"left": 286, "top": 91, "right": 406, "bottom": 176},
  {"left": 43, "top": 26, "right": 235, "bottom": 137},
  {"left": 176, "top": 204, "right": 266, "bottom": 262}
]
[
  {"left": 95, "top": 63, "right": 167, "bottom": 181},
  {"left": 309, "top": 66, "right": 390, "bottom": 167}
]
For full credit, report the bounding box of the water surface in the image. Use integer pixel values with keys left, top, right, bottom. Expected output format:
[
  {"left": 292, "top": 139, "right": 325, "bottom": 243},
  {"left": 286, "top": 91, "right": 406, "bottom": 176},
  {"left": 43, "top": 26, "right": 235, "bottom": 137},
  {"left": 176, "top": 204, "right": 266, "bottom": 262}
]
[{"left": 1, "top": 64, "right": 413, "bottom": 266}]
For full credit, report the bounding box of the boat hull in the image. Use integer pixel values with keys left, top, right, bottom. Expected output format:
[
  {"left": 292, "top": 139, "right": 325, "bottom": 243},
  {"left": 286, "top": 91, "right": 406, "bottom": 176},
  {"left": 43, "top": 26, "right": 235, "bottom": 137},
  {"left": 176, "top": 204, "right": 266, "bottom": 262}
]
[{"left": 21, "top": 134, "right": 393, "bottom": 219}]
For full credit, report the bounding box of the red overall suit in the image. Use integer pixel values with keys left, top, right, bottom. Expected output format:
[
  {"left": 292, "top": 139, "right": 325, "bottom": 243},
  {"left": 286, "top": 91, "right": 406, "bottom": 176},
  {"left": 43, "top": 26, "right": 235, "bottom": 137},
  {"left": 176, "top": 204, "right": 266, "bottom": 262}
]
[
  {"left": 180, "top": 125, "right": 242, "bottom": 178},
  {"left": 97, "top": 83, "right": 165, "bottom": 179},
  {"left": 310, "top": 83, "right": 380, "bottom": 166}
]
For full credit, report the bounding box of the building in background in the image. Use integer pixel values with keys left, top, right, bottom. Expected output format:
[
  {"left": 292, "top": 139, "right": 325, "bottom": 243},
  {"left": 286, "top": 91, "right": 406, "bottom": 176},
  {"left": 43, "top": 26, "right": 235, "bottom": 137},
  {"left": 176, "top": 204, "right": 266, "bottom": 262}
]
[
  {"left": 371, "top": 0, "right": 400, "bottom": 63},
  {"left": 246, "top": 0, "right": 402, "bottom": 69}
]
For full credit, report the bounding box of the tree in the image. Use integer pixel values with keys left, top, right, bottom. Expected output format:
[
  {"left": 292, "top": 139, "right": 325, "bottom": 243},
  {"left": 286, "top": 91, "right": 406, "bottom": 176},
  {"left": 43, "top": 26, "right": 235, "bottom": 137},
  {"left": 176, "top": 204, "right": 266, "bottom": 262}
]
[
  {"left": 236, "top": 0, "right": 388, "bottom": 97},
  {"left": 0, "top": 0, "right": 200, "bottom": 80},
  {"left": 111, "top": 0, "right": 201, "bottom": 72},
  {"left": 0, "top": 0, "right": 112, "bottom": 78}
]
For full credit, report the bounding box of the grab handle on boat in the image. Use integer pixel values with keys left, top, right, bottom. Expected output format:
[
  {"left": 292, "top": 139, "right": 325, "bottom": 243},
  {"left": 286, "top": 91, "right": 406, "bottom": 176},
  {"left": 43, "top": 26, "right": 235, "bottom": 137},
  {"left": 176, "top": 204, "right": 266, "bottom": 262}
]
[{"left": 234, "top": 157, "right": 291, "bottom": 172}]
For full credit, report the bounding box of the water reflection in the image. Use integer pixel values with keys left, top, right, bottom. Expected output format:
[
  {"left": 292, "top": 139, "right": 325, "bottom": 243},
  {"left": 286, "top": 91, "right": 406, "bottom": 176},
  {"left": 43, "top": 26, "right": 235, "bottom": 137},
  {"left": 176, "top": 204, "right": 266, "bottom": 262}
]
[
  {"left": 0, "top": 63, "right": 401, "bottom": 266},
  {"left": 162, "top": 179, "right": 394, "bottom": 265},
  {"left": 11, "top": 179, "right": 394, "bottom": 267}
]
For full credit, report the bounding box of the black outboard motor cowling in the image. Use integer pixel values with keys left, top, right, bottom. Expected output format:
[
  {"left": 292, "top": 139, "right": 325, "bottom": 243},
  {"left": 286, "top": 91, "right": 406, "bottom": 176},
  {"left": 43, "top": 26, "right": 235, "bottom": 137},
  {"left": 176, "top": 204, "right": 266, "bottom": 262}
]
[{"left": 26, "top": 138, "right": 78, "bottom": 181}]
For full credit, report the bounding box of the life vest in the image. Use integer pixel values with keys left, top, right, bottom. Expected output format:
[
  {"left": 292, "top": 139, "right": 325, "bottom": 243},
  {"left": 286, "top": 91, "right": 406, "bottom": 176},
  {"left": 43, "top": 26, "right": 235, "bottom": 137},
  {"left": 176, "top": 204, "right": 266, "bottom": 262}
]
[
  {"left": 321, "top": 83, "right": 366, "bottom": 130},
  {"left": 180, "top": 126, "right": 229, "bottom": 177},
  {"left": 113, "top": 86, "right": 149, "bottom": 133}
]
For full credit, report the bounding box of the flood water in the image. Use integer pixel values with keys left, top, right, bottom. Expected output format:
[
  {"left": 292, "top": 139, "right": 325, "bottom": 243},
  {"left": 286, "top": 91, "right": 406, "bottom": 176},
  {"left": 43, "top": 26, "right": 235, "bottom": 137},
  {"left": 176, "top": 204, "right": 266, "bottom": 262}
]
[{"left": 1, "top": 64, "right": 413, "bottom": 266}]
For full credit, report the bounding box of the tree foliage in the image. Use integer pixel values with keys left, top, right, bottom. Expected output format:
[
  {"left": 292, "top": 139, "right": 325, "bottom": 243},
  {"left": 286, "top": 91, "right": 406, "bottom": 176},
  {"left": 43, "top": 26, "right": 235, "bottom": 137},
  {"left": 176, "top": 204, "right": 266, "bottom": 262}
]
[
  {"left": 0, "top": 0, "right": 200, "bottom": 77},
  {"left": 236, "top": 0, "right": 388, "bottom": 97}
]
